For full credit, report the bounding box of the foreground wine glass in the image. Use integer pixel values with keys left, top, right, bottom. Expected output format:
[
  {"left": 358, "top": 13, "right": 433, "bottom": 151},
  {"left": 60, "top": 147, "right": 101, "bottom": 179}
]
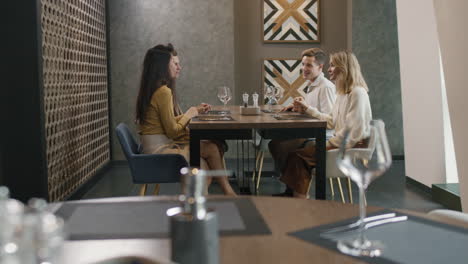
[
  {"left": 217, "top": 86, "right": 231, "bottom": 111},
  {"left": 336, "top": 119, "right": 392, "bottom": 257}
]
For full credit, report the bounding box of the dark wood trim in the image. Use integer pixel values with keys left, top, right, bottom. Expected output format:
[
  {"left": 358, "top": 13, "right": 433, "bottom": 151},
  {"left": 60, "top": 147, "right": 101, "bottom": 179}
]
[
  {"left": 405, "top": 176, "right": 432, "bottom": 196},
  {"left": 105, "top": 0, "right": 114, "bottom": 161},
  {"left": 2, "top": 0, "right": 49, "bottom": 202},
  {"left": 65, "top": 161, "right": 112, "bottom": 201},
  {"left": 432, "top": 184, "right": 461, "bottom": 211}
]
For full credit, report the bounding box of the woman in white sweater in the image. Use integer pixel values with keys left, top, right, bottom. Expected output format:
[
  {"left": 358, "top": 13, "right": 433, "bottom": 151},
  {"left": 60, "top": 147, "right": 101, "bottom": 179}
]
[{"left": 281, "top": 51, "right": 372, "bottom": 198}]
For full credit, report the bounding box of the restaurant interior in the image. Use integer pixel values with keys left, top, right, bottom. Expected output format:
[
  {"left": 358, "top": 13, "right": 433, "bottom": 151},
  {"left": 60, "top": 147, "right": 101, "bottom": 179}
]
[{"left": 2, "top": 0, "right": 468, "bottom": 263}]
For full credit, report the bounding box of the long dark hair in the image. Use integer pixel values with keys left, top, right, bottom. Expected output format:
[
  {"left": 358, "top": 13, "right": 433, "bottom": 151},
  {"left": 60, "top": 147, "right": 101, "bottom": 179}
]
[{"left": 135, "top": 43, "right": 179, "bottom": 124}]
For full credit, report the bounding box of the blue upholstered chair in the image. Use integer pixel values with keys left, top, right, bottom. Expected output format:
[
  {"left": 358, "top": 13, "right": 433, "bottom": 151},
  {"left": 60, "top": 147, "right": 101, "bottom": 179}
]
[{"left": 115, "top": 123, "right": 188, "bottom": 195}]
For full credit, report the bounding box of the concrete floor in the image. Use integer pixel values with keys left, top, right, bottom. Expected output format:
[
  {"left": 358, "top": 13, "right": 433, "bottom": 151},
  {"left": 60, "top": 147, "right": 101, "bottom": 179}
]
[{"left": 81, "top": 159, "right": 445, "bottom": 213}]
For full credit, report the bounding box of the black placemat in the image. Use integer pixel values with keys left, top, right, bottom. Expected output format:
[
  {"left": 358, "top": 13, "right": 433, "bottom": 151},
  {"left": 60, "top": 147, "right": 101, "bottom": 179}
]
[
  {"left": 205, "top": 110, "right": 231, "bottom": 115},
  {"left": 261, "top": 109, "right": 276, "bottom": 113},
  {"left": 289, "top": 210, "right": 468, "bottom": 264},
  {"left": 193, "top": 116, "right": 234, "bottom": 121},
  {"left": 56, "top": 198, "right": 270, "bottom": 240},
  {"left": 273, "top": 114, "right": 313, "bottom": 120}
]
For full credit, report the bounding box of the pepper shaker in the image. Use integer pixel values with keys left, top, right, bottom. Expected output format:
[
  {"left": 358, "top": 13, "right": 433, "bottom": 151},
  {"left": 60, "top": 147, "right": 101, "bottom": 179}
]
[
  {"left": 252, "top": 92, "right": 259, "bottom": 108},
  {"left": 168, "top": 168, "right": 219, "bottom": 264}
]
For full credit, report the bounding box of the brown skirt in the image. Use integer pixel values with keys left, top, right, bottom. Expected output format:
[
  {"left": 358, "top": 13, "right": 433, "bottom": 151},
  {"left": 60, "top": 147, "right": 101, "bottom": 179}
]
[
  {"left": 280, "top": 140, "right": 368, "bottom": 195},
  {"left": 140, "top": 134, "right": 225, "bottom": 164}
]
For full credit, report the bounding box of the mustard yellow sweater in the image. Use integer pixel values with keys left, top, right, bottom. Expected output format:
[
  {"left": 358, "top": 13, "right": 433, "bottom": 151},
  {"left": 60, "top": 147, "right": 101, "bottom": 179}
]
[{"left": 138, "top": 85, "right": 190, "bottom": 141}]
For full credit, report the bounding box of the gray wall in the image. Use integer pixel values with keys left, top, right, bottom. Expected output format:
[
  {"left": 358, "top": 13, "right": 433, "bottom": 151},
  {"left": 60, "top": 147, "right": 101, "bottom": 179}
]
[
  {"left": 109, "top": 0, "right": 235, "bottom": 160},
  {"left": 234, "top": 0, "right": 350, "bottom": 101},
  {"left": 352, "top": 0, "right": 404, "bottom": 156}
]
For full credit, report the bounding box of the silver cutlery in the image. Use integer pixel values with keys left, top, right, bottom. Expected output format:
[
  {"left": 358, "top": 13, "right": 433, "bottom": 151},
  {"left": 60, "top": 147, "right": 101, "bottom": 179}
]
[
  {"left": 363, "top": 215, "right": 408, "bottom": 230},
  {"left": 321, "top": 213, "right": 397, "bottom": 235},
  {"left": 329, "top": 215, "right": 408, "bottom": 237}
]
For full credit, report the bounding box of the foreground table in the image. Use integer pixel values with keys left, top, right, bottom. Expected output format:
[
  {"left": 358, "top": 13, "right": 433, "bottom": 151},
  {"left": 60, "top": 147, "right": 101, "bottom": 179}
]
[
  {"left": 55, "top": 196, "right": 468, "bottom": 264},
  {"left": 188, "top": 106, "right": 328, "bottom": 199}
]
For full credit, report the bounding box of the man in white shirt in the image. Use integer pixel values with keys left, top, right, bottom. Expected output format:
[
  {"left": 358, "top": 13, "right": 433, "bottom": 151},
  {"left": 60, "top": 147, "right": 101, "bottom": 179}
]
[{"left": 269, "top": 48, "right": 336, "bottom": 196}]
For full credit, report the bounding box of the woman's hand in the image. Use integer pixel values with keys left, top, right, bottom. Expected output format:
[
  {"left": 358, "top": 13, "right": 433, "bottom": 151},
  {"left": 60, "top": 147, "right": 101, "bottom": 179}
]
[
  {"left": 293, "top": 97, "right": 308, "bottom": 113},
  {"left": 197, "top": 103, "right": 211, "bottom": 114},
  {"left": 185, "top": 107, "right": 199, "bottom": 119}
]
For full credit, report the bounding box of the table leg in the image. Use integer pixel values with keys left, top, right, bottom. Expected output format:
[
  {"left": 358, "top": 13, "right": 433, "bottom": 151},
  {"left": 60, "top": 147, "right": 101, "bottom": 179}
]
[
  {"left": 315, "top": 128, "right": 326, "bottom": 199},
  {"left": 190, "top": 132, "right": 201, "bottom": 167}
]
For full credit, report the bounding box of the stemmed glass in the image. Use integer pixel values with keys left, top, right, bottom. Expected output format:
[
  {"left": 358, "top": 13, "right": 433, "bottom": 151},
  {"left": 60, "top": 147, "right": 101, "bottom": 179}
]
[
  {"left": 335, "top": 119, "right": 392, "bottom": 257},
  {"left": 273, "top": 86, "right": 283, "bottom": 104},
  {"left": 263, "top": 85, "right": 275, "bottom": 112},
  {"left": 217, "top": 86, "right": 232, "bottom": 112}
]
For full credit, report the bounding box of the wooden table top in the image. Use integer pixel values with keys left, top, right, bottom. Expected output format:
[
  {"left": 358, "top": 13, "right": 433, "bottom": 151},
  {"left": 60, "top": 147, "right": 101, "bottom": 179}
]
[
  {"left": 59, "top": 196, "right": 467, "bottom": 264},
  {"left": 189, "top": 105, "right": 327, "bottom": 130}
]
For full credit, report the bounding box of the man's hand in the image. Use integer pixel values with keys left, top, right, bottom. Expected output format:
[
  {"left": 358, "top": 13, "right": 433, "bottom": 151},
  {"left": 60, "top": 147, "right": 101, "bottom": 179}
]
[
  {"left": 293, "top": 97, "right": 308, "bottom": 113},
  {"left": 280, "top": 104, "right": 294, "bottom": 112}
]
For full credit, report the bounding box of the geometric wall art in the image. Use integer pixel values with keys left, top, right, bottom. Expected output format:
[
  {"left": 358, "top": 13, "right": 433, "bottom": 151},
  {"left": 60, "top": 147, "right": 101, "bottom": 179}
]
[
  {"left": 263, "top": 0, "right": 320, "bottom": 43},
  {"left": 263, "top": 58, "right": 308, "bottom": 105}
]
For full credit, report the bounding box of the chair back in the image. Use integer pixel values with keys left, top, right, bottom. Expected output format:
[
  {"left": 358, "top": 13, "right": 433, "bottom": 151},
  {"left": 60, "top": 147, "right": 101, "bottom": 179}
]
[
  {"left": 428, "top": 209, "right": 468, "bottom": 227},
  {"left": 326, "top": 148, "right": 372, "bottom": 178},
  {"left": 115, "top": 123, "right": 188, "bottom": 184},
  {"left": 115, "top": 123, "right": 139, "bottom": 159}
]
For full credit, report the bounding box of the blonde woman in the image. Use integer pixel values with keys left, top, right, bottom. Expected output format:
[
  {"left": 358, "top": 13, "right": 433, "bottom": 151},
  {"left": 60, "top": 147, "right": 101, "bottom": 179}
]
[{"left": 281, "top": 51, "right": 372, "bottom": 198}]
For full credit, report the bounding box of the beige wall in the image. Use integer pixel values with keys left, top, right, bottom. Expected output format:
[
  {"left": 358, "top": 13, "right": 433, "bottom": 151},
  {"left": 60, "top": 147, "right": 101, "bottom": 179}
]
[
  {"left": 396, "top": 0, "right": 446, "bottom": 186},
  {"left": 433, "top": 0, "right": 468, "bottom": 212},
  {"left": 233, "top": 0, "right": 349, "bottom": 102}
]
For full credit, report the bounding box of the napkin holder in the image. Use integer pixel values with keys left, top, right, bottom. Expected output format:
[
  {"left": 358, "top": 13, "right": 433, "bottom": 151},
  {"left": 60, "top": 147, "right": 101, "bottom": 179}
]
[{"left": 240, "top": 106, "right": 260, "bottom": 115}]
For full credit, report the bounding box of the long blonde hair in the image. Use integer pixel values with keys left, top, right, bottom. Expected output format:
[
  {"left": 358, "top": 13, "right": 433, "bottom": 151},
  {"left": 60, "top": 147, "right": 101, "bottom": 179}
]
[{"left": 330, "top": 51, "right": 368, "bottom": 94}]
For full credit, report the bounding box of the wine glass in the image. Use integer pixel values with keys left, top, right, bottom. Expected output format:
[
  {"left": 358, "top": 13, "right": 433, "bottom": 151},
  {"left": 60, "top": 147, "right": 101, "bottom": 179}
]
[
  {"left": 263, "top": 85, "right": 275, "bottom": 112},
  {"left": 217, "top": 86, "right": 232, "bottom": 112},
  {"left": 335, "top": 119, "right": 392, "bottom": 257},
  {"left": 273, "top": 86, "right": 283, "bottom": 104}
]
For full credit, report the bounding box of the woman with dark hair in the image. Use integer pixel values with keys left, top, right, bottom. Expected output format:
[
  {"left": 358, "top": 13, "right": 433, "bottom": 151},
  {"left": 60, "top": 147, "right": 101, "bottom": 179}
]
[{"left": 136, "top": 43, "right": 236, "bottom": 195}]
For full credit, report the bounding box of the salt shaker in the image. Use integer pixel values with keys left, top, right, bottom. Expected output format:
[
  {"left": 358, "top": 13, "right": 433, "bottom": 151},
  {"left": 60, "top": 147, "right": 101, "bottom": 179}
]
[{"left": 168, "top": 167, "right": 219, "bottom": 264}]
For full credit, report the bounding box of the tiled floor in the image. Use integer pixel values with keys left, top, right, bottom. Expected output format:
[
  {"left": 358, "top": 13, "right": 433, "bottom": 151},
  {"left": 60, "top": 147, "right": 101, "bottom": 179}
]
[{"left": 81, "top": 159, "right": 445, "bottom": 213}]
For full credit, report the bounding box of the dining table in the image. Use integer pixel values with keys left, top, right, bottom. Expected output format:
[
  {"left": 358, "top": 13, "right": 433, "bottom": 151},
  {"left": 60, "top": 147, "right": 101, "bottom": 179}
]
[
  {"left": 188, "top": 105, "right": 328, "bottom": 199},
  {"left": 53, "top": 195, "right": 468, "bottom": 264}
]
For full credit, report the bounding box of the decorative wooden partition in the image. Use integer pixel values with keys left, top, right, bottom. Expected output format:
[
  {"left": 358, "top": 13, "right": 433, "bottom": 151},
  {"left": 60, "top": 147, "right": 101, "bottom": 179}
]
[
  {"left": 40, "top": 0, "right": 110, "bottom": 201},
  {"left": 2, "top": 0, "right": 110, "bottom": 202}
]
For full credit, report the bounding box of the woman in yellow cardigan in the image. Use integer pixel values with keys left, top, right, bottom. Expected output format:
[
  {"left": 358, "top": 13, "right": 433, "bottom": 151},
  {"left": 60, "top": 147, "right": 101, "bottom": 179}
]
[{"left": 136, "top": 44, "right": 236, "bottom": 195}]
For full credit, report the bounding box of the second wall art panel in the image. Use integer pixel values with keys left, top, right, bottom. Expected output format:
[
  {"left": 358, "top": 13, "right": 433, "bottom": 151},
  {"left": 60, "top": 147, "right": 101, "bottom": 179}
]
[{"left": 263, "top": 0, "right": 320, "bottom": 43}]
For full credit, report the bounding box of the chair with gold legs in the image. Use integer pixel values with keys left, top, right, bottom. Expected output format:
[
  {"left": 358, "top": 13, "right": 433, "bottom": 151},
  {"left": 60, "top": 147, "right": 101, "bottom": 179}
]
[
  {"left": 251, "top": 133, "right": 271, "bottom": 192},
  {"left": 116, "top": 123, "right": 188, "bottom": 196},
  {"left": 310, "top": 148, "right": 355, "bottom": 203}
]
